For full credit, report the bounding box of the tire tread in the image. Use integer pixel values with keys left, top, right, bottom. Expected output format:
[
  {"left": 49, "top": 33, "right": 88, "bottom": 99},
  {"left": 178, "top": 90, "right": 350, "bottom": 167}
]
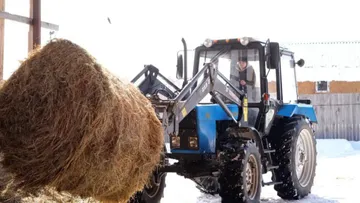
[{"left": 269, "top": 116, "right": 317, "bottom": 200}]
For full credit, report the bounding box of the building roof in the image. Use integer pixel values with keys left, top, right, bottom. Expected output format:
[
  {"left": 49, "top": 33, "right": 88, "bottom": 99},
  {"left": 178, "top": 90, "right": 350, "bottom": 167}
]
[
  {"left": 285, "top": 41, "right": 360, "bottom": 45},
  {"left": 276, "top": 41, "right": 360, "bottom": 82}
]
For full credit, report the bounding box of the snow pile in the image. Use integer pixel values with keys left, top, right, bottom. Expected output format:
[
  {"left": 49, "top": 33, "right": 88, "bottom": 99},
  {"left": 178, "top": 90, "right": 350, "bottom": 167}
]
[
  {"left": 316, "top": 139, "right": 358, "bottom": 158},
  {"left": 349, "top": 141, "right": 360, "bottom": 151}
]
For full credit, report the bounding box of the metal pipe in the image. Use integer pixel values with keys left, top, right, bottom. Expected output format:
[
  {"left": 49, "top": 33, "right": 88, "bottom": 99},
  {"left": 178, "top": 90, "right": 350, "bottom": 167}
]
[
  {"left": 181, "top": 38, "right": 188, "bottom": 87},
  {"left": 33, "top": 0, "right": 41, "bottom": 47}
]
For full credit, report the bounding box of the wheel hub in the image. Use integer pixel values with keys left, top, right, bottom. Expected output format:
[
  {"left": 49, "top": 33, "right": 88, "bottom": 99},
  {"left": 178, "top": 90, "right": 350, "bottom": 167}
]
[
  {"left": 295, "top": 128, "right": 315, "bottom": 187},
  {"left": 246, "top": 162, "right": 253, "bottom": 191},
  {"left": 296, "top": 138, "right": 306, "bottom": 178},
  {"left": 245, "top": 154, "right": 259, "bottom": 199}
]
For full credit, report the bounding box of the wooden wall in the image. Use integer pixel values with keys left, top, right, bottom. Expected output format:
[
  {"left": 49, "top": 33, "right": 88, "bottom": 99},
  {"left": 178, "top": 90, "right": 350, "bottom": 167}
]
[{"left": 298, "top": 93, "right": 360, "bottom": 141}]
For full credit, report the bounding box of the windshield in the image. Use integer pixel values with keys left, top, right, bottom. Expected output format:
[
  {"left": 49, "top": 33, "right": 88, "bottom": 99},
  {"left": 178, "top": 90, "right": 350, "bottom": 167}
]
[{"left": 197, "top": 48, "right": 261, "bottom": 103}]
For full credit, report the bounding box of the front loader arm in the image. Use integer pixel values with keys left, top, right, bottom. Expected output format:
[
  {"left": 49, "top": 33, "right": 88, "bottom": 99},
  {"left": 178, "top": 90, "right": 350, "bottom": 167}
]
[
  {"left": 131, "top": 62, "right": 245, "bottom": 137},
  {"left": 169, "top": 62, "right": 245, "bottom": 135}
]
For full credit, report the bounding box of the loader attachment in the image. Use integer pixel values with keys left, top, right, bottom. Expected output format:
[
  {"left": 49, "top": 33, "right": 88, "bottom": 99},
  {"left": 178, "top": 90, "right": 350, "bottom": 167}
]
[
  {"left": 132, "top": 57, "right": 246, "bottom": 139},
  {"left": 131, "top": 64, "right": 181, "bottom": 99}
]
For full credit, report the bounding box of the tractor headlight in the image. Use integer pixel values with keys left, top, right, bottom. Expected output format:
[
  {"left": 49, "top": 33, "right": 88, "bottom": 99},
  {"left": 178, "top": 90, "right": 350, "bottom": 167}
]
[
  {"left": 171, "top": 136, "right": 180, "bottom": 148},
  {"left": 240, "top": 37, "right": 250, "bottom": 46},
  {"left": 203, "top": 38, "right": 213, "bottom": 48},
  {"left": 188, "top": 136, "right": 198, "bottom": 149}
]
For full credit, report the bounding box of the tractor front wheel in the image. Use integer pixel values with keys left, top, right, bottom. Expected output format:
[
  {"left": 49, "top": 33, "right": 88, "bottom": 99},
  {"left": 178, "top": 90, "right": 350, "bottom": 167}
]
[
  {"left": 218, "top": 132, "right": 262, "bottom": 203},
  {"left": 269, "top": 117, "right": 317, "bottom": 200},
  {"left": 128, "top": 171, "right": 166, "bottom": 203},
  {"left": 128, "top": 148, "right": 168, "bottom": 203}
]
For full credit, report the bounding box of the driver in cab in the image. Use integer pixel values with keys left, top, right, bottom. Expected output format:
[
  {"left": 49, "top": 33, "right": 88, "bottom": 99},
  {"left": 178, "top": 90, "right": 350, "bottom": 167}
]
[{"left": 231, "top": 57, "right": 257, "bottom": 101}]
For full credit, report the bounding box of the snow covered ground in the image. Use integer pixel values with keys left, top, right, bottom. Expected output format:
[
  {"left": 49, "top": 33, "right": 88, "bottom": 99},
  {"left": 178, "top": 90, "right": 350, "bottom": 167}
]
[{"left": 161, "top": 139, "right": 360, "bottom": 203}]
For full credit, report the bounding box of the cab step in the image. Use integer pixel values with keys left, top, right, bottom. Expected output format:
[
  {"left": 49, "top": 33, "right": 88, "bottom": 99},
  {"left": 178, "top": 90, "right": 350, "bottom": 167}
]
[
  {"left": 264, "top": 149, "right": 276, "bottom": 153},
  {"left": 262, "top": 181, "right": 282, "bottom": 186},
  {"left": 267, "top": 165, "right": 279, "bottom": 170}
]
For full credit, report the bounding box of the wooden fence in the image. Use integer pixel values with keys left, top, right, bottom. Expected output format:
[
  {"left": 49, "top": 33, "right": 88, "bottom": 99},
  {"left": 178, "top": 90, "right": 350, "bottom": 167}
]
[{"left": 299, "top": 93, "right": 360, "bottom": 141}]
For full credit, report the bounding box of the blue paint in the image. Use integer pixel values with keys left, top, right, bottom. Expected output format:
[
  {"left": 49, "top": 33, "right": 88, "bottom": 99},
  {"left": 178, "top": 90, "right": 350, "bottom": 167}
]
[
  {"left": 195, "top": 104, "right": 239, "bottom": 121},
  {"left": 277, "top": 103, "right": 318, "bottom": 123},
  {"left": 171, "top": 104, "right": 239, "bottom": 154}
]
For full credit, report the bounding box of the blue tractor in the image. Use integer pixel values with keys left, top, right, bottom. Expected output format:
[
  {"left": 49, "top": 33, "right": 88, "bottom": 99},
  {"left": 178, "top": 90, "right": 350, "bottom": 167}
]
[{"left": 130, "top": 37, "right": 318, "bottom": 203}]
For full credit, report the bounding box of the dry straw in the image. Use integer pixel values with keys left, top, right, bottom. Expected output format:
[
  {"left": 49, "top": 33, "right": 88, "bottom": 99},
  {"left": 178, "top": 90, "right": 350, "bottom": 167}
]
[{"left": 0, "top": 39, "right": 164, "bottom": 203}]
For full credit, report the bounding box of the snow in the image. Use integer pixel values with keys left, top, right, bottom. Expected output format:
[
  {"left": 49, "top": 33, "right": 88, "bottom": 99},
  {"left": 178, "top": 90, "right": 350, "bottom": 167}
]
[{"left": 161, "top": 139, "right": 360, "bottom": 203}]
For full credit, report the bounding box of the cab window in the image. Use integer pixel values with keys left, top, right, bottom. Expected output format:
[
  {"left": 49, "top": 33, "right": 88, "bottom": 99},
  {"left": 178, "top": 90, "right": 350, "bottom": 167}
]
[{"left": 197, "top": 48, "right": 261, "bottom": 103}]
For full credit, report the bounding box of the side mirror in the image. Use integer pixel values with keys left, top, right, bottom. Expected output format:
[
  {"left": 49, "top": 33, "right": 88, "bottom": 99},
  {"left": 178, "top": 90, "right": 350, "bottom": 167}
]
[
  {"left": 267, "top": 42, "right": 280, "bottom": 69},
  {"left": 296, "top": 59, "right": 305, "bottom": 67},
  {"left": 176, "top": 54, "right": 184, "bottom": 79}
]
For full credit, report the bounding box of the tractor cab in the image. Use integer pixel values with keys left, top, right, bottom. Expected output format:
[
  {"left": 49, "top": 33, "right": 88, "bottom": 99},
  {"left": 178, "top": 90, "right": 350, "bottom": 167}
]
[
  {"left": 177, "top": 37, "right": 303, "bottom": 102},
  {"left": 176, "top": 37, "right": 305, "bottom": 129},
  {"left": 200, "top": 42, "right": 261, "bottom": 103}
]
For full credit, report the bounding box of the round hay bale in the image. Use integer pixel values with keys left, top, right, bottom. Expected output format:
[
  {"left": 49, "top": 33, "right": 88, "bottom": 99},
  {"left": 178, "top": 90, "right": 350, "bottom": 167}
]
[
  {"left": 0, "top": 39, "right": 164, "bottom": 203},
  {"left": 0, "top": 80, "right": 6, "bottom": 89}
]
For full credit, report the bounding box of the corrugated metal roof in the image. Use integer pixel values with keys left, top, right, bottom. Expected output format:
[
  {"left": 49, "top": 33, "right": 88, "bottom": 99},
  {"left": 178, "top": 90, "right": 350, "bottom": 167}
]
[
  {"left": 285, "top": 41, "right": 360, "bottom": 45},
  {"left": 285, "top": 42, "right": 360, "bottom": 71}
]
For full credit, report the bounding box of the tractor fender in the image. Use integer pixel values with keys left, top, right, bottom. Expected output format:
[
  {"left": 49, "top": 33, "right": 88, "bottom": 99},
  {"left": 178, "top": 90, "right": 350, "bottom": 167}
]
[
  {"left": 277, "top": 103, "right": 318, "bottom": 123},
  {"left": 236, "top": 126, "right": 264, "bottom": 156}
]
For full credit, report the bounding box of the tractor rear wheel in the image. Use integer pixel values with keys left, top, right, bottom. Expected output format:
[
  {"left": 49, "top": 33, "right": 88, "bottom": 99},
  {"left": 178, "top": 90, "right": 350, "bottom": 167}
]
[
  {"left": 269, "top": 116, "right": 317, "bottom": 200},
  {"left": 218, "top": 130, "right": 262, "bottom": 203}
]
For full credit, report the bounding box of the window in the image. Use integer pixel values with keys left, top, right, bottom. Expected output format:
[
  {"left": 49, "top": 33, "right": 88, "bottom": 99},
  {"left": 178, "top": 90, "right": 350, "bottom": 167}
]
[
  {"left": 281, "top": 55, "right": 298, "bottom": 103},
  {"left": 196, "top": 48, "right": 261, "bottom": 103},
  {"left": 267, "top": 69, "right": 277, "bottom": 100},
  {"left": 315, "top": 81, "right": 329, "bottom": 92}
]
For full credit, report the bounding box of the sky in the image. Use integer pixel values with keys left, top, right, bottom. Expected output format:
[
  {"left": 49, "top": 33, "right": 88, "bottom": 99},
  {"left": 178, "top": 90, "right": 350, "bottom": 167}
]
[{"left": 2, "top": 0, "right": 360, "bottom": 82}]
